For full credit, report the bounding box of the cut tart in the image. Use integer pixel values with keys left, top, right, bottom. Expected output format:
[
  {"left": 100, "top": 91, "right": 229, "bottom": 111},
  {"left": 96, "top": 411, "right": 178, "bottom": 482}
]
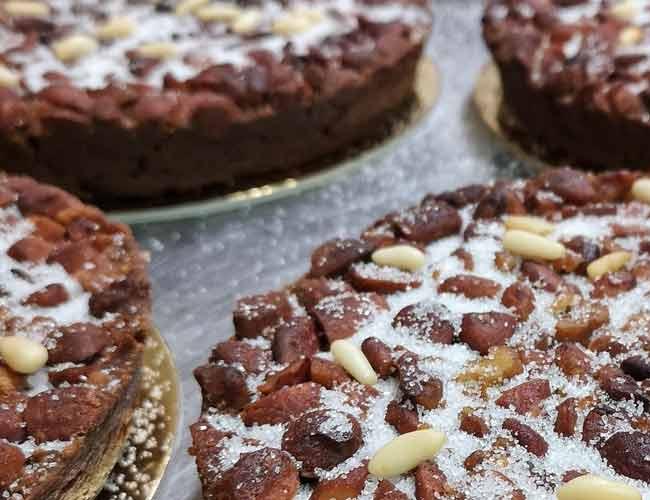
[
  {"left": 0, "top": 0, "right": 431, "bottom": 203},
  {"left": 0, "top": 175, "right": 150, "bottom": 499},
  {"left": 192, "top": 167, "right": 650, "bottom": 499},
  {"left": 483, "top": 0, "right": 650, "bottom": 170}
]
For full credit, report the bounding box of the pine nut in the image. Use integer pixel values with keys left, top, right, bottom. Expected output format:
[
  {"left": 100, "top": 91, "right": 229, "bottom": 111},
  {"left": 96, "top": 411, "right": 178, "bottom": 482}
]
[
  {"left": 557, "top": 474, "right": 641, "bottom": 500},
  {"left": 0, "top": 336, "right": 48, "bottom": 375},
  {"left": 587, "top": 251, "right": 632, "bottom": 280},
  {"left": 96, "top": 17, "right": 135, "bottom": 40},
  {"left": 502, "top": 230, "right": 566, "bottom": 261},
  {"left": 368, "top": 429, "right": 447, "bottom": 478},
  {"left": 371, "top": 245, "right": 426, "bottom": 272},
  {"left": 330, "top": 339, "right": 378, "bottom": 386},
  {"left": 504, "top": 215, "right": 554, "bottom": 236},
  {"left": 631, "top": 178, "right": 650, "bottom": 204},
  {"left": 196, "top": 2, "right": 242, "bottom": 22},
  {"left": 610, "top": 0, "right": 638, "bottom": 21},
  {"left": 52, "top": 34, "right": 98, "bottom": 62},
  {"left": 0, "top": 65, "right": 20, "bottom": 89},
  {"left": 619, "top": 26, "right": 643, "bottom": 46},
  {"left": 136, "top": 42, "right": 177, "bottom": 59},
  {"left": 231, "top": 9, "right": 262, "bottom": 34},
  {"left": 272, "top": 9, "right": 322, "bottom": 35},
  {"left": 175, "top": 0, "right": 209, "bottom": 15},
  {"left": 3, "top": 1, "right": 49, "bottom": 17}
]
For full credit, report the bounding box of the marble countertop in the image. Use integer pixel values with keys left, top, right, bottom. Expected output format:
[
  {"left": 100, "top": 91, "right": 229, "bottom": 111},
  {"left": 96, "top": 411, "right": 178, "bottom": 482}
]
[{"left": 134, "top": 1, "right": 530, "bottom": 497}]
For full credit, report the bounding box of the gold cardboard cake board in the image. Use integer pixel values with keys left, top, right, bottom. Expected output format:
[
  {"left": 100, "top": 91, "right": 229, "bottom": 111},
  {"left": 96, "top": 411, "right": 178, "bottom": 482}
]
[
  {"left": 110, "top": 57, "right": 441, "bottom": 224},
  {"left": 96, "top": 328, "right": 180, "bottom": 500},
  {"left": 473, "top": 61, "right": 554, "bottom": 172}
]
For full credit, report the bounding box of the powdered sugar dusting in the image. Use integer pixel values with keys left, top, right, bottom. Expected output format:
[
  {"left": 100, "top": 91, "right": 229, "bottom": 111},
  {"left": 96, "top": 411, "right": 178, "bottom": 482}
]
[
  {"left": 2, "top": 0, "right": 430, "bottom": 92},
  {"left": 198, "top": 195, "right": 650, "bottom": 498}
]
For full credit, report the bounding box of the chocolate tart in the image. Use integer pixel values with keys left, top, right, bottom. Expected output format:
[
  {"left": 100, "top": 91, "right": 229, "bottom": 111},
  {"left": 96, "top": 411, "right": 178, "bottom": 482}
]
[
  {"left": 0, "top": 0, "right": 431, "bottom": 204},
  {"left": 191, "top": 167, "right": 650, "bottom": 499},
  {"left": 0, "top": 175, "right": 151, "bottom": 499},
  {"left": 483, "top": 0, "right": 650, "bottom": 170}
]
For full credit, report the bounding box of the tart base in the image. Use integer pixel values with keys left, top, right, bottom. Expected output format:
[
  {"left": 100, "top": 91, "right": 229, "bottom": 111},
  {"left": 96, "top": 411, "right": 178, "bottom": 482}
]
[
  {"left": 26, "top": 346, "right": 144, "bottom": 500},
  {"left": 98, "top": 329, "right": 180, "bottom": 500},
  {"left": 473, "top": 61, "right": 553, "bottom": 172}
]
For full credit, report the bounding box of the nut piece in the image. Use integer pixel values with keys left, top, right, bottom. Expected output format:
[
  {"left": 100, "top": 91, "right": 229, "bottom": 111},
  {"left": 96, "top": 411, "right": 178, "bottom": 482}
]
[
  {"left": 586, "top": 251, "right": 632, "bottom": 280},
  {"left": 502, "top": 230, "right": 566, "bottom": 261},
  {"left": 504, "top": 215, "right": 554, "bottom": 235},
  {"left": 96, "top": 17, "right": 135, "bottom": 40},
  {"left": 272, "top": 8, "right": 322, "bottom": 35},
  {"left": 557, "top": 474, "right": 641, "bottom": 500},
  {"left": 619, "top": 26, "right": 643, "bottom": 46},
  {"left": 368, "top": 429, "right": 446, "bottom": 478},
  {"left": 196, "top": 2, "right": 241, "bottom": 22},
  {"left": 371, "top": 245, "right": 426, "bottom": 272},
  {"left": 231, "top": 9, "right": 262, "bottom": 34},
  {"left": 3, "top": 1, "right": 49, "bottom": 17},
  {"left": 0, "top": 65, "right": 19, "bottom": 89},
  {"left": 331, "top": 339, "right": 378, "bottom": 386},
  {"left": 136, "top": 42, "right": 177, "bottom": 60},
  {"left": 52, "top": 34, "right": 99, "bottom": 62},
  {"left": 0, "top": 336, "right": 48, "bottom": 375},
  {"left": 610, "top": 0, "right": 639, "bottom": 21},
  {"left": 631, "top": 178, "right": 650, "bottom": 204},
  {"left": 175, "top": 0, "right": 209, "bottom": 15}
]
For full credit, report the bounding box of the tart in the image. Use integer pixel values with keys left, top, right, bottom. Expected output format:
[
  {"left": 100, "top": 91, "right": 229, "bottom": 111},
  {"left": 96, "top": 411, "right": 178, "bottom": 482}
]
[
  {"left": 0, "top": 175, "right": 150, "bottom": 499},
  {"left": 483, "top": 0, "right": 650, "bottom": 170},
  {"left": 0, "top": 0, "right": 431, "bottom": 203},
  {"left": 191, "top": 167, "right": 650, "bottom": 499}
]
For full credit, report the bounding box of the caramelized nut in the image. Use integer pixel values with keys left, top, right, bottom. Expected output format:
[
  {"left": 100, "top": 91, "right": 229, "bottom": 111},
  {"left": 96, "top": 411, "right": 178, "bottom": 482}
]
[
  {"left": 631, "top": 178, "right": 650, "bottom": 204},
  {"left": 136, "top": 42, "right": 177, "bottom": 59},
  {"left": 96, "top": 17, "right": 135, "bottom": 40},
  {"left": 52, "top": 35, "right": 98, "bottom": 62},
  {"left": 557, "top": 474, "right": 641, "bottom": 500},
  {"left": 196, "top": 2, "right": 241, "bottom": 22},
  {"left": 456, "top": 346, "right": 523, "bottom": 391},
  {"left": 175, "top": 0, "right": 209, "bottom": 14},
  {"left": 504, "top": 215, "right": 554, "bottom": 235},
  {"left": 0, "top": 336, "right": 47, "bottom": 375},
  {"left": 231, "top": 9, "right": 262, "bottom": 34},
  {"left": 331, "top": 339, "right": 378, "bottom": 386},
  {"left": 3, "top": 1, "right": 49, "bottom": 17},
  {"left": 503, "top": 230, "right": 565, "bottom": 261},
  {"left": 361, "top": 337, "right": 394, "bottom": 377},
  {"left": 0, "top": 65, "right": 19, "bottom": 89},
  {"left": 371, "top": 245, "right": 425, "bottom": 272},
  {"left": 368, "top": 429, "right": 446, "bottom": 478},
  {"left": 587, "top": 251, "right": 632, "bottom": 280}
]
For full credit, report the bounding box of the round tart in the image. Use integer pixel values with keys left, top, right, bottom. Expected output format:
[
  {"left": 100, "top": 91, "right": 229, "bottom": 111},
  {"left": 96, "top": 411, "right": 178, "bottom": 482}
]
[
  {"left": 483, "top": 0, "right": 650, "bottom": 170},
  {"left": 0, "top": 175, "right": 150, "bottom": 499},
  {"left": 0, "top": 0, "right": 431, "bottom": 203},
  {"left": 191, "top": 167, "right": 650, "bottom": 499}
]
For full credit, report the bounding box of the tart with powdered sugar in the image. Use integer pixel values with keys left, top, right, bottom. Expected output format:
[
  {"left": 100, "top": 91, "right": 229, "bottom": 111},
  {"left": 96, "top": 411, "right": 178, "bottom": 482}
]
[
  {"left": 0, "top": 0, "right": 430, "bottom": 203},
  {"left": 191, "top": 167, "right": 650, "bottom": 499},
  {"left": 0, "top": 175, "right": 150, "bottom": 499},
  {"left": 483, "top": 0, "right": 650, "bottom": 169}
]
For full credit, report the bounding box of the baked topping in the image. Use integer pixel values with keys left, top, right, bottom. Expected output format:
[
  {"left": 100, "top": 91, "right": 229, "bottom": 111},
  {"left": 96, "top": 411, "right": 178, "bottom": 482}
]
[
  {"left": 192, "top": 168, "right": 650, "bottom": 499},
  {"left": 0, "top": 0, "right": 430, "bottom": 93},
  {"left": 483, "top": 0, "right": 650, "bottom": 122}
]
